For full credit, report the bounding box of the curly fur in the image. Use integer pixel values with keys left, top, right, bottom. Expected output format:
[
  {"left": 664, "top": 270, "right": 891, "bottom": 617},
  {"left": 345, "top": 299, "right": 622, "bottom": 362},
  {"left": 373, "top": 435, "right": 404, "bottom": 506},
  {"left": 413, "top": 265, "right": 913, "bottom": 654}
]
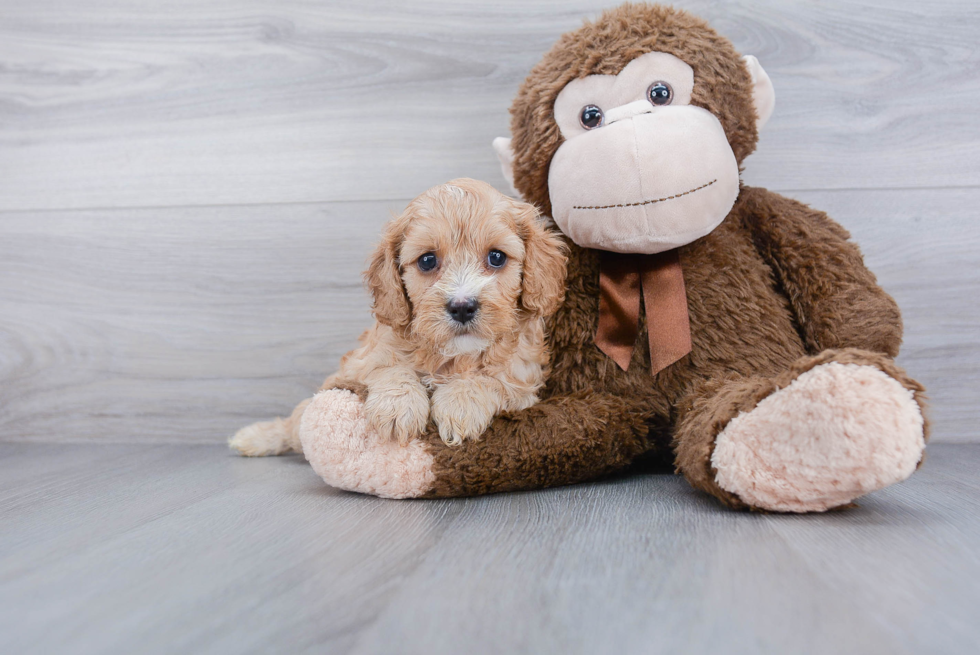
[{"left": 229, "top": 178, "right": 567, "bottom": 454}]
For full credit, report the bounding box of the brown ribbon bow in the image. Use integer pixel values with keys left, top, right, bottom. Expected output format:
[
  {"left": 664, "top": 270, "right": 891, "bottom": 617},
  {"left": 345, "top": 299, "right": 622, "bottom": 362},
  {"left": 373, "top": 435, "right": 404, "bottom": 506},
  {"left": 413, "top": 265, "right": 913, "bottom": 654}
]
[{"left": 595, "top": 250, "right": 692, "bottom": 374}]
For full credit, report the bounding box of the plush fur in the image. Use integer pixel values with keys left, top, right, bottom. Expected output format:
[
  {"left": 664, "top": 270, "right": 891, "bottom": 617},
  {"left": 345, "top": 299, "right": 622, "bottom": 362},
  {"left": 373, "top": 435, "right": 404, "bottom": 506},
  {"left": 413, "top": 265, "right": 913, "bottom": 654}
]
[
  {"left": 509, "top": 3, "right": 759, "bottom": 218},
  {"left": 274, "top": 4, "right": 928, "bottom": 513},
  {"left": 412, "top": 186, "right": 928, "bottom": 504},
  {"left": 711, "top": 361, "right": 925, "bottom": 512},
  {"left": 301, "top": 389, "right": 436, "bottom": 499},
  {"left": 229, "top": 179, "right": 567, "bottom": 455}
]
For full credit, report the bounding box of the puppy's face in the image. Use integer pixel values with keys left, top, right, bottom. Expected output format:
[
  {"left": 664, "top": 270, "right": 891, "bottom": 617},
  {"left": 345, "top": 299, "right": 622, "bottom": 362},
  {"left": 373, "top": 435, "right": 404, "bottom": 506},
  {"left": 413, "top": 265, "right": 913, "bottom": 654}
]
[
  {"left": 400, "top": 188, "right": 526, "bottom": 356},
  {"left": 367, "top": 179, "right": 567, "bottom": 357}
]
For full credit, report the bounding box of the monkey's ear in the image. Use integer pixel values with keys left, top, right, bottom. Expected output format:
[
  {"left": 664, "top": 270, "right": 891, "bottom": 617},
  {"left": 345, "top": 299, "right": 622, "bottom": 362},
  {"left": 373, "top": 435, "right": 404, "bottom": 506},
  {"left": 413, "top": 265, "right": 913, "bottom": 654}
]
[
  {"left": 743, "top": 55, "right": 775, "bottom": 130},
  {"left": 492, "top": 136, "right": 522, "bottom": 198},
  {"left": 365, "top": 220, "right": 412, "bottom": 333}
]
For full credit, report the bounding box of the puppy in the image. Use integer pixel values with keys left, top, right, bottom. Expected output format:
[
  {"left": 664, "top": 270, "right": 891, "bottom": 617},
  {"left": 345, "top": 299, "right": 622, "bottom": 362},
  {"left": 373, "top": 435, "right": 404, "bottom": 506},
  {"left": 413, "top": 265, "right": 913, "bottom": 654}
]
[{"left": 229, "top": 178, "right": 567, "bottom": 456}]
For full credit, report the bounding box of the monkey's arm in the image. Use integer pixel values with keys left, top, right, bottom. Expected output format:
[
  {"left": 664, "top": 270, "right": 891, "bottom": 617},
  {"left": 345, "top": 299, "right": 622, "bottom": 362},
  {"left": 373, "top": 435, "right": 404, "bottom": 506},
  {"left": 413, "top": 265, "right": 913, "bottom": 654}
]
[
  {"left": 420, "top": 391, "right": 652, "bottom": 497},
  {"left": 740, "top": 186, "right": 903, "bottom": 357},
  {"left": 298, "top": 387, "right": 656, "bottom": 498}
]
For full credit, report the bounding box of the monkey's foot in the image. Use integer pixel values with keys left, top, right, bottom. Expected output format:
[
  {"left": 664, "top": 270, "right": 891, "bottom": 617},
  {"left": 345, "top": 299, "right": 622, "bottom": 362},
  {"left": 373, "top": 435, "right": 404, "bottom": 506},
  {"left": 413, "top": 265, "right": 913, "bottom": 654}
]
[
  {"left": 710, "top": 362, "right": 925, "bottom": 512},
  {"left": 299, "top": 389, "right": 436, "bottom": 499}
]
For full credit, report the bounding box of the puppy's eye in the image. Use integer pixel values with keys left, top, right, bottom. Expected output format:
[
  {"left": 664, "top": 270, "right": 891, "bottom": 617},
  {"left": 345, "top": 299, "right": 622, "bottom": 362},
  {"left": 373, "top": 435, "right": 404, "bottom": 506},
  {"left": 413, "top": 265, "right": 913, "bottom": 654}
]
[
  {"left": 487, "top": 250, "right": 507, "bottom": 269},
  {"left": 579, "top": 105, "right": 603, "bottom": 129},
  {"left": 417, "top": 252, "right": 438, "bottom": 272}
]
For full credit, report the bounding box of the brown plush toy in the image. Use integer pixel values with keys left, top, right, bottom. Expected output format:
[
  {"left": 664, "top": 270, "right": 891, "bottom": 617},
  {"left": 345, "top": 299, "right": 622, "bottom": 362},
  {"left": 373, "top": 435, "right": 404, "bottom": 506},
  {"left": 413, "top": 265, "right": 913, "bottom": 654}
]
[{"left": 289, "top": 3, "right": 928, "bottom": 512}]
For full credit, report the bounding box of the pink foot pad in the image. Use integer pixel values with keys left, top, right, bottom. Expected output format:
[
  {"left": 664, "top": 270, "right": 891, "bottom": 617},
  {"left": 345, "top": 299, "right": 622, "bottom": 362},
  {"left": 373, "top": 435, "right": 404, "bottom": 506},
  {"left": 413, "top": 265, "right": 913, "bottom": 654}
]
[
  {"left": 711, "top": 362, "right": 925, "bottom": 512},
  {"left": 299, "top": 389, "right": 436, "bottom": 499}
]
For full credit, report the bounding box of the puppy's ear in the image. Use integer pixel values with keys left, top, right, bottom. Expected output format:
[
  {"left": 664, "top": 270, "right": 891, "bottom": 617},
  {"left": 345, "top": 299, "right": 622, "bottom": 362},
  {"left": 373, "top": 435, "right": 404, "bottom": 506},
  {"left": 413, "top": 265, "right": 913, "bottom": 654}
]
[
  {"left": 514, "top": 202, "right": 568, "bottom": 318},
  {"left": 365, "top": 216, "right": 412, "bottom": 331}
]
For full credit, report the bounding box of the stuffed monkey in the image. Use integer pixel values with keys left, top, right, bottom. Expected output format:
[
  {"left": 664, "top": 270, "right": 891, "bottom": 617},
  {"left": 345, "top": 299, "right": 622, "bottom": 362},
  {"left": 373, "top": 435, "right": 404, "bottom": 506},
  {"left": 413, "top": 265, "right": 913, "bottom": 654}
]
[{"left": 256, "top": 4, "right": 928, "bottom": 512}]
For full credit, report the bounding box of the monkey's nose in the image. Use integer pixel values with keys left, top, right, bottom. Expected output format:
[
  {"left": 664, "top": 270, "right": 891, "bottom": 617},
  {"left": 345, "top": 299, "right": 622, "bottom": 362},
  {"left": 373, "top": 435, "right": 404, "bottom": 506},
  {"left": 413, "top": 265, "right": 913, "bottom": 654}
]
[
  {"left": 446, "top": 297, "right": 480, "bottom": 325},
  {"left": 604, "top": 100, "right": 654, "bottom": 124}
]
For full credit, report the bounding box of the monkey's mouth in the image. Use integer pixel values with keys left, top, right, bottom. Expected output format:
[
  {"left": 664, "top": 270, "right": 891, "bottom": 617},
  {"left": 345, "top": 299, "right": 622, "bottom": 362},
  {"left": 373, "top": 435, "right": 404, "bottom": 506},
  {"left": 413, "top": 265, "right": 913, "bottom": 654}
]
[{"left": 572, "top": 179, "right": 717, "bottom": 211}]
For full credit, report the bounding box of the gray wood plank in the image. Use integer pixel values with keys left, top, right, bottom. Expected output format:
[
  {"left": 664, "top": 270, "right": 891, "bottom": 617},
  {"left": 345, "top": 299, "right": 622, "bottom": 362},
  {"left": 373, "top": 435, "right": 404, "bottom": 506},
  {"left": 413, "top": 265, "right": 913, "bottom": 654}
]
[
  {"left": 2, "top": 188, "right": 976, "bottom": 444},
  {"left": 0, "top": 444, "right": 466, "bottom": 655},
  {"left": 0, "top": 201, "right": 395, "bottom": 443},
  {"left": 349, "top": 481, "right": 910, "bottom": 655},
  {"left": 758, "top": 445, "right": 980, "bottom": 654},
  {"left": 1, "top": 0, "right": 977, "bottom": 211},
  {"left": 1, "top": 443, "right": 978, "bottom": 654}
]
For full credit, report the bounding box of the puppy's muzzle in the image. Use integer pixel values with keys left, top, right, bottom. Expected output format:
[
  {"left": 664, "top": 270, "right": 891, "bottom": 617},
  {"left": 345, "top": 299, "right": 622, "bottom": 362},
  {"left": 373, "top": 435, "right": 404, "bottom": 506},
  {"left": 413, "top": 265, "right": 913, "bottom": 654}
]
[{"left": 446, "top": 297, "right": 480, "bottom": 325}]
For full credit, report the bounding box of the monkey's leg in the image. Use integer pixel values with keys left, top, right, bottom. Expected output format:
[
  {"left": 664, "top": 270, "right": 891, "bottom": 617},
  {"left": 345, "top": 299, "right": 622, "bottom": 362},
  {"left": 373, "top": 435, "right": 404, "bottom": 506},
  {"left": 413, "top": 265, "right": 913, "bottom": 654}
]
[
  {"left": 228, "top": 398, "right": 310, "bottom": 457},
  {"left": 673, "top": 348, "right": 927, "bottom": 512},
  {"left": 298, "top": 388, "right": 653, "bottom": 499}
]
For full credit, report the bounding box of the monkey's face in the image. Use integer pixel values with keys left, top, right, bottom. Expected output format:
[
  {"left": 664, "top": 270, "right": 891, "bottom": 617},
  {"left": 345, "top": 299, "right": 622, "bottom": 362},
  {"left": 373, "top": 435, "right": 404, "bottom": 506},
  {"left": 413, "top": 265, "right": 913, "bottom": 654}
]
[{"left": 547, "top": 52, "right": 740, "bottom": 254}]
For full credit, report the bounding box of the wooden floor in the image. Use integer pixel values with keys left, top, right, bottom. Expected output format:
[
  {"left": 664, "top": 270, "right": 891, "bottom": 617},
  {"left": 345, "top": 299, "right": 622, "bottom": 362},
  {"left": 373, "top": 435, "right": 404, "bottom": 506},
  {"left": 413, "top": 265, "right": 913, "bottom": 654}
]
[{"left": 1, "top": 442, "right": 978, "bottom": 654}]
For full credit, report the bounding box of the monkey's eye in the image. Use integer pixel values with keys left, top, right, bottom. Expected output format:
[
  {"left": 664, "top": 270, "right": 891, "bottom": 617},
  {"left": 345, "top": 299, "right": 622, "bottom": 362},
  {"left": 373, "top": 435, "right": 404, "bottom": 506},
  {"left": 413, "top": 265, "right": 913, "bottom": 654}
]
[
  {"left": 648, "top": 81, "right": 672, "bottom": 106},
  {"left": 579, "top": 105, "right": 603, "bottom": 129},
  {"left": 487, "top": 250, "right": 507, "bottom": 269},
  {"left": 417, "top": 252, "right": 438, "bottom": 272}
]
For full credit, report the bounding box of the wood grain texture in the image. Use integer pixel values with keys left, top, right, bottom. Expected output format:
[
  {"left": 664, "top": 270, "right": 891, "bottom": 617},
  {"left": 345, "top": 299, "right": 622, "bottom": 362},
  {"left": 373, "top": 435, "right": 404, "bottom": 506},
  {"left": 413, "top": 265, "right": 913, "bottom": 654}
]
[
  {"left": 1, "top": 442, "right": 978, "bottom": 654},
  {"left": 0, "top": 201, "right": 394, "bottom": 442},
  {"left": 1, "top": 188, "right": 977, "bottom": 443},
  {"left": 0, "top": 0, "right": 977, "bottom": 211},
  {"left": 0, "top": 0, "right": 977, "bottom": 445}
]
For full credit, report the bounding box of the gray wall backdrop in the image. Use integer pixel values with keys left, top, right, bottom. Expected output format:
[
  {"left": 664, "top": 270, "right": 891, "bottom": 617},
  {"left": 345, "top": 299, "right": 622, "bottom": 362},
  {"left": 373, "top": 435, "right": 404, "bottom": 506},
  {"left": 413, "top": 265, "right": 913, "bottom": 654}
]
[{"left": 1, "top": 0, "right": 977, "bottom": 444}]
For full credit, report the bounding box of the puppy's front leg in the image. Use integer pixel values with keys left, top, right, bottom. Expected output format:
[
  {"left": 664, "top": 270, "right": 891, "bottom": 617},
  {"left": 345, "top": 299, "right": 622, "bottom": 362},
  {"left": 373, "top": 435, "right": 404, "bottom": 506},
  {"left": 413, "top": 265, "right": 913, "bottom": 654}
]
[
  {"left": 363, "top": 369, "right": 430, "bottom": 445},
  {"left": 430, "top": 377, "right": 502, "bottom": 446}
]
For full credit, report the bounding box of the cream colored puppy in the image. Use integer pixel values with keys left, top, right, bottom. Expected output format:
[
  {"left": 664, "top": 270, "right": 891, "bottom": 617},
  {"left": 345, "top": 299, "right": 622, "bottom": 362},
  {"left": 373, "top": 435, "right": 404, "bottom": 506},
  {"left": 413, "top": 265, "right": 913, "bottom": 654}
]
[{"left": 229, "top": 178, "right": 567, "bottom": 455}]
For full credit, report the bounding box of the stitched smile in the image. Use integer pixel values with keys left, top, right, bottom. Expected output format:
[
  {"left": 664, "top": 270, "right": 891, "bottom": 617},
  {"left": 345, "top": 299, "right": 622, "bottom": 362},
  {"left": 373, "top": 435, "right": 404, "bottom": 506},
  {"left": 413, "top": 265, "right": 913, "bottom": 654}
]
[{"left": 572, "top": 179, "right": 717, "bottom": 210}]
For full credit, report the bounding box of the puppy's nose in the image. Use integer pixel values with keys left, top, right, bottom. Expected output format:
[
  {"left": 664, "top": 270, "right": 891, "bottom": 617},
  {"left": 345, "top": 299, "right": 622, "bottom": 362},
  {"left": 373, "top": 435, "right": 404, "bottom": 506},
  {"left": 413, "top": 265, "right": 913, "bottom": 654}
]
[{"left": 446, "top": 297, "right": 480, "bottom": 324}]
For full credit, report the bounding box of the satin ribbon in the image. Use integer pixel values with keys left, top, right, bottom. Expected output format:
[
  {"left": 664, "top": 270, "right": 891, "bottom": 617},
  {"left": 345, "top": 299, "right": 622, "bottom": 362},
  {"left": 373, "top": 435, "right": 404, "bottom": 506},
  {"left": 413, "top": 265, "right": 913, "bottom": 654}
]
[{"left": 595, "top": 250, "right": 692, "bottom": 374}]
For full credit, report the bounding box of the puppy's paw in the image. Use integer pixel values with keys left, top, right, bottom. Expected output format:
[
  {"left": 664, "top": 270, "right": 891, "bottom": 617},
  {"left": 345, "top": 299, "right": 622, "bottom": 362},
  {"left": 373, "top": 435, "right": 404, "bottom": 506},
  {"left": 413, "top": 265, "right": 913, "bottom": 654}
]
[
  {"left": 431, "top": 381, "right": 496, "bottom": 446},
  {"left": 364, "top": 381, "right": 430, "bottom": 445},
  {"left": 229, "top": 419, "right": 292, "bottom": 457}
]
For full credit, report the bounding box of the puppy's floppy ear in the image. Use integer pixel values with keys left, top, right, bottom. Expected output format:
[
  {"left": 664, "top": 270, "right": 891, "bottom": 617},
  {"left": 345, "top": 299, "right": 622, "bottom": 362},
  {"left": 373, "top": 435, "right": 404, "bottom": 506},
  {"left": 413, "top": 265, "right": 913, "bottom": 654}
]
[
  {"left": 513, "top": 201, "right": 568, "bottom": 318},
  {"left": 365, "top": 214, "right": 412, "bottom": 331}
]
